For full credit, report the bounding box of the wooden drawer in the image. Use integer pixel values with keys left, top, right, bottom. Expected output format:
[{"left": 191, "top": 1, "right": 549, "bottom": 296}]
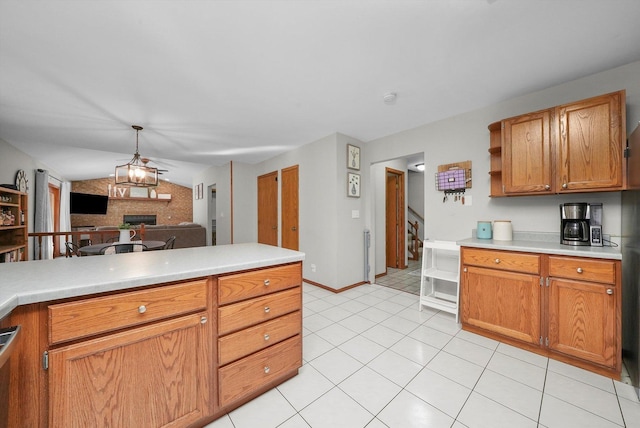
[
  {"left": 548, "top": 256, "right": 616, "bottom": 284},
  {"left": 218, "top": 335, "right": 301, "bottom": 408},
  {"left": 218, "top": 263, "right": 301, "bottom": 305},
  {"left": 49, "top": 279, "right": 208, "bottom": 345},
  {"left": 462, "top": 247, "right": 540, "bottom": 274},
  {"left": 218, "top": 287, "right": 300, "bottom": 335},
  {"left": 219, "top": 311, "right": 301, "bottom": 366}
]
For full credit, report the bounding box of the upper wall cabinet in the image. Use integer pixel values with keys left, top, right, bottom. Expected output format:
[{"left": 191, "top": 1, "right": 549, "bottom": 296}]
[{"left": 489, "top": 90, "right": 627, "bottom": 197}]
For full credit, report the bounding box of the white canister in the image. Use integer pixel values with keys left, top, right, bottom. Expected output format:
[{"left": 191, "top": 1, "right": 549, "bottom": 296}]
[{"left": 493, "top": 220, "right": 513, "bottom": 241}]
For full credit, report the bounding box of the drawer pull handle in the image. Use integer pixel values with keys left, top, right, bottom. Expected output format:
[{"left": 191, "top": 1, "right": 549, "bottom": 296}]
[
  {"left": 264, "top": 366, "right": 270, "bottom": 374},
  {"left": 264, "top": 334, "right": 270, "bottom": 341},
  {"left": 607, "top": 288, "right": 613, "bottom": 295},
  {"left": 264, "top": 279, "right": 270, "bottom": 286},
  {"left": 545, "top": 184, "right": 550, "bottom": 190},
  {"left": 562, "top": 183, "right": 568, "bottom": 189},
  {"left": 264, "top": 306, "right": 270, "bottom": 313},
  {"left": 138, "top": 305, "right": 147, "bottom": 314},
  {"left": 577, "top": 268, "right": 583, "bottom": 273},
  {"left": 201, "top": 316, "right": 208, "bottom": 324},
  {"left": 494, "top": 258, "right": 500, "bottom": 264}
]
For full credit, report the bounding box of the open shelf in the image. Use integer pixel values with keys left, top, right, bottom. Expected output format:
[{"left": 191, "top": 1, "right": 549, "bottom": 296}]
[{"left": 419, "top": 240, "right": 461, "bottom": 323}]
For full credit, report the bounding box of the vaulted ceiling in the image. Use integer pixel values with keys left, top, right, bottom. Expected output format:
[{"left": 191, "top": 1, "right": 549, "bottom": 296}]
[{"left": 2, "top": 1, "right": 640, "bottom": 186}]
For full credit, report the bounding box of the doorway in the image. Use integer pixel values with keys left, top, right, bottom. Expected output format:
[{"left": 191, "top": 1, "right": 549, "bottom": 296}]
[
  {"left": 208, "top": 184, "right": 216, "bottom": 245},
  {"left": 257, "top": 171, "right": 278, "bottom": 246},
  {"left": 281, "top": 165, "right": 299, "bottom": 251},
  {"left": 386, "top": 168, "right": 405, "bottom": 269}
]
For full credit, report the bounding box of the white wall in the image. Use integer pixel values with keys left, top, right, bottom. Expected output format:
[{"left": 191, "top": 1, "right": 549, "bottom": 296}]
[
  {"left": 364, "top": 61, "right": 640, "bottom": 277},
  {"left": 193, "top": 163, "right": 231, "bottom": 245},
  {"left": 231, "top": 162, "right": 257, "bottom": 244}
]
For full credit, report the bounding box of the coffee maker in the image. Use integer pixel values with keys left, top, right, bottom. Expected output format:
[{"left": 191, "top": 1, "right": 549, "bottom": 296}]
[{"left": 560, "top": 203, "right": 603, "bottom": 246}]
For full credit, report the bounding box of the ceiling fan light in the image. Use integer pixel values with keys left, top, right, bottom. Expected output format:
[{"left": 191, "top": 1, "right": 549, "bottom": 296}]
[
  {"left": 416, "top": 163, "right": 425, "bottom": 171},
  {"left": 114, "top": 125, "right": 159, "bottom": 187}
]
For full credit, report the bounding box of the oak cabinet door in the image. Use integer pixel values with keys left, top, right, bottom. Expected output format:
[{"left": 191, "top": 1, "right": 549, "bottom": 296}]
[
  {"left": 557, "top": 91, "right": 625, "bottom": 191},
  {"left": 461, "top": 266, "right": 541, "bottom": 345},
  {"left": 502, "top": 109, "right": 554, "bottom": 194},
  {"left": 48, "top": 312, "right": 211, "bottom": 428},
  {"left": 548, "top": 278, "right": 617, "bottom": 368}
]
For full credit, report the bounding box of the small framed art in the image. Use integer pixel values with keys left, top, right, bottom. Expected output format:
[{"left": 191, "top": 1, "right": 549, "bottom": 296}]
[
  {"left": 347, "top": 172, "right": 360, "bottom": 198},
  {"left": 347, "top": 144, "right": 360, "bottom": 170}
]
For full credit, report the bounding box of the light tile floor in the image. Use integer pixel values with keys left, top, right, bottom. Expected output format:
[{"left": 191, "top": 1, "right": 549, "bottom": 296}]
[
  {"left": 207, "top": 282, "right": 640, "bottom": 428},
  {"left": 374, "top": 259, "right": 422, "bottom": 295}
]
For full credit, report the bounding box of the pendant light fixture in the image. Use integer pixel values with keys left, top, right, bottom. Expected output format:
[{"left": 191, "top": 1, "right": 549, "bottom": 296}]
[{"left": 115, "top": 125, "right": 158, "bottom": 187}]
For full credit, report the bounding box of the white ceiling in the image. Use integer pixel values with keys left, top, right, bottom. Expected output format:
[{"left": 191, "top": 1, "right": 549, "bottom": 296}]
[{"left": 2, "top": 1, "right": 640, "bottom": 187}]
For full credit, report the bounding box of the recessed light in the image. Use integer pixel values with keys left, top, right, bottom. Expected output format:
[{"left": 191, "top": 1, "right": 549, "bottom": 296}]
[{"left": 416, "top": 163, "right": 425, "bottom": 171}]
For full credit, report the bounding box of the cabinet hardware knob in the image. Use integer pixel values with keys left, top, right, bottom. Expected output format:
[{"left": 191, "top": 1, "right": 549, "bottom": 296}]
[
  {"left": 562, "top": 183, "right": 568, "bottom": 189},
  {"left": 264, "top": 306, "right": 270, "bottom": 313},
  {"left": 494, "top": 258, "right": 500, "bottom": 264},
  {"left": 200, "top": 316, "right": 208, "bottom": 324},
  {"left": 545, "top": 184, "right": 550, "bottom": 190},
  {"left": 264, "top": 366, "right": 270, "bottom": 374},
  {"left": 138, "top": 305, "right": 147, "bottom": 314},
  {"left": 264, "top": 279, "right": 270, "bottom": 286},
  {"left": 264, "top": 334, "right": 270, "bottom": 341},
  {"left": 576, "top": 267, "right": 583, "bottom": 273},
  {"left": 292, "top": 226, "right": 297, "bottom": 231},
  {"left": 463, "top": 267, "right": 468, "bottom": 272},
  {"left": 607, "top": 289, "right": 613, "bottom": 295}
]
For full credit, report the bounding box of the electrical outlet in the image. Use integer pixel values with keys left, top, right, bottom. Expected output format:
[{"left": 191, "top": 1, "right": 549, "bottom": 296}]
[{"left": 311, "top": 264, "right": 316, "bottom": 272}]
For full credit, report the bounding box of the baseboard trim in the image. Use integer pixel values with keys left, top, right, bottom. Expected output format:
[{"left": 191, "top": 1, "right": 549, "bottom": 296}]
[{"left": 303, "top": 278, "right": 368, "bottom": 293}]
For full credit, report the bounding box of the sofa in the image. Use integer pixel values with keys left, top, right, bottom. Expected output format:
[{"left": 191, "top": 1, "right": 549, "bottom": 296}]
[{"left": 94, "top": 223, "right": 207, "bottom": 249}]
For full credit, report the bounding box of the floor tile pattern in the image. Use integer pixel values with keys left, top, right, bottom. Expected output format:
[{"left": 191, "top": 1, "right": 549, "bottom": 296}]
[{"left": 207, "top": 282, "right": 640, "bottom": 428}]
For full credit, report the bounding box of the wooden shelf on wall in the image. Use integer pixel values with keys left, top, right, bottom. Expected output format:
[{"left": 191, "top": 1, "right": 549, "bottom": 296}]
[{"left": 109, "top": 197, "right": 172, "bottom": 202}]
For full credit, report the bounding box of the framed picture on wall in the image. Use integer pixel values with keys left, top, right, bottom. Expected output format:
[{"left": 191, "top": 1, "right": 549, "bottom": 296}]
[
  {"left": 347, "top": 172, "right": 360, "bottom": 198},
  {"left": 194, "top": 183, "right": 203, "bottom": 200},
  {"left": 347, "top": 144, "right": 360, "bottom": 170}
]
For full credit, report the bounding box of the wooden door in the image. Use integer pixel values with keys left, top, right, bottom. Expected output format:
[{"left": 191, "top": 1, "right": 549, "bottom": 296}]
[
  {"left": 547, "top": 278, "right": 617, "bottom": 368},
  {"left": 281, "top": 165, "right": 299, "bottom": 251},
  {"left": 502, "top": 109, "right": 553, "bottom": 194},
  {"left": 257, "top": 171, "right": 278, "bottom": 246},
  {"left": 461, "top": 265, "right": 541, "bottom": 345},
  {"left": 557, "top": 90, "right": 625, "bottom": 192},
  {"left": 48, "top": 312, "right": 211, "bottom": 427},
  {"left": 385, "top": 168, "right": 405, "bottom": 269}
]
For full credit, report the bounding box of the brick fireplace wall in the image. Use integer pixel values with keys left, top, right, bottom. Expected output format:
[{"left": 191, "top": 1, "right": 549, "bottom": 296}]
[{"left": 71, "top": 178, "right": 194, "bottom": 228}]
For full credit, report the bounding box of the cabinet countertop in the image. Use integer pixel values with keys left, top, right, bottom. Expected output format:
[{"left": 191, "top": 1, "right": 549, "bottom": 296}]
[
  {"left": 457, "top": 237, "right": 621, "bottom": 260},
  {"left": 0, "top": 243, "right": 305, "bottom": 319}
]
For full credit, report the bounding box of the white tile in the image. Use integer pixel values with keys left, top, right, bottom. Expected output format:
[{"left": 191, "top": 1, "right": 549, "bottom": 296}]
[
  {"left": 408, "top": 324, "right": 453, "bottom": 349},
  {"left": 322, "top": 293, "right": 352, "bottom": 306},
  {"left": 302, "top": 333, "right": 334, "bottom": 362},
  {"left": 426, "top": 351, "right": 484, "bottom": 389},
  {"left": 442, "top": 337, "right": 494, "bottom": 367},
  {"left": 203, "top": 414, "right": 234, "bottom": 428},
  {"left": 377, "top": 390, "right": 454, "bottom": 428},
  {"left": 539, "top": 394, "right": 622, "bottom": 428},
  {"left": 423, "top": 312, "right": 461, "bottom": 335},
  {"left": 318, "top": 305, "right": 353, "bottom": 322},
  {"left": 620, "top": 396, "right": 640, "bottom": 428},
  {"left": 388, "top": 292, "right": 418, "bottom": 307},
  {"left": 338, "top": 335, "right": 387, "bottom": 364},
  {"left": 228, "top": 389, "right": 296, "bottom": 428},
  {"left": 396, "top": 306, "right": 438, "bottom": 323},
  {"left": 278, "top": 414, "right": 311, "bottom": 428},
  {"left": 389, "top": 336, "right": 439, "bottom": 365},
  {"left": 405, "top": 368, "right": 472, "bottom": 418},
  {"left": 615, "top": 380, "right": 640, "bottom": 403},
  {"left": 495, "top": 342, "right": 548, "bottom": 369},
  {"left": 339, "top": 366, "right": 402, "bottom": 414},
  {"left": 546, "top": 358, "right": 615, "bottom": 393},
  {"left": 457, "top": 392, "right": 537, "bottom": 428},
  {"left": 315, "top": 323, "right": 358, "bottom": 346},
  {"left": 304, "top": 298, "right": 334, "bottom": 313},
  {"left": 365, "top": 418, "right": 389, "bottom": 428},
  {"left": 474, "top": 369, "right": 542, "bottom": 421},
  {"left": 309, "top": 347, "right": 363, "bottom": 384},
  {"left": 454, "top": 329, "right": 499, "bottom": 350},
  {"left": 374, "top": 299, "right": 409, "bottom": 315},
  {"left": 299, "top": 387, "right": 374, "bottom": 428},
  {"left": 277, "top": 364, "right": 334, "bottom": 411},
  {"left": 361, "top": 324, "right": 405, "bottom": 348},
  {"left": 302, "top": 313, "right": 334, "bottom": 332},
  {"left": 358, "top": 306, "right": 393, "bottom": 323},
  {"left": 544, "top": 371, "right": 623, "bottom": 425},
  {"left": 367, "top": 349, "right": 423, "bottom": 387},
  {"left": 379, "top": 314, "right": 420, "bottom": 335},
  {"left": 357, "top": 294, "right": 385, "bottom": 307},
  {"left": 339, "top": 299, "right": 370, "bottom": 314},
  {"left": 339, "top": 314, "right": 377, "bottom": 334},
  {"left": 486, "top": 352, "right": 546, "bottom": 391}
]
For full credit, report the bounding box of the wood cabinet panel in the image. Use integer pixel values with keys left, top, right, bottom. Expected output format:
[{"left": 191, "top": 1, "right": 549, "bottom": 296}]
[
  {"left": 462, "top": 265, "right": 541, "bottom": 345},
  {"left": 548, "top": 256, "right": 616, "bottom": 284},
  {"left": 49, "top": 312, "right": 211, "bottom": 427},
  {"left": 219, "top": 311, "right": 301, "bottom": 366},
  {"left": 218, "top": 287, "right": 300, "bottom": 335},
  {"left": 218, "top": 263, "right": 301, "bottom": 305},
  {"left": 218, "top": 335, "right": 301, "bottom": 408},
  {"left": 49, "top": 279, "right": 208, "bottom": 344},
  {"left": 461, "top": 247, "right": 540, "bottom": 274},
  {"left": 548, "top": 278, "right": 617, "bottom": 368}
]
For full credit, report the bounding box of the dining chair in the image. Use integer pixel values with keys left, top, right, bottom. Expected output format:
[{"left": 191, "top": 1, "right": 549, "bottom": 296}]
[
  {"left": 65, "top": 241, "right": 81, "bottom": 257},
  {"left": 99, "top": 243, "right": 148, "bottom": 255},
  {"left": 163, "top": 236, "right": 176, "bottom": 250}
]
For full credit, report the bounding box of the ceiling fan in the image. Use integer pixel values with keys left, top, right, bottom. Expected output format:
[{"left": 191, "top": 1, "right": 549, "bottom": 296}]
[{"left": 140, "top": 157, "right": 169, "bottom": 175}]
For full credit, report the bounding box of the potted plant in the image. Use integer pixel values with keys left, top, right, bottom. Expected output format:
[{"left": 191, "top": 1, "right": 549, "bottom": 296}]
[{"left": 118, "top": 223, "right": 136, "bottom": 242}]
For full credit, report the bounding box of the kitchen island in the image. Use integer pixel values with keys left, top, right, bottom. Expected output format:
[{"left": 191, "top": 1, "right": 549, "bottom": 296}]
[{"left": 1, "top": 243, "right": 304, "bottom": 427}]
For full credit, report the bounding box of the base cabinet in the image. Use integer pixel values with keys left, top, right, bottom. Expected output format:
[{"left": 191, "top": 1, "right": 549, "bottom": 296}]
[{"left": 461, "top": 247, "right": 621, "bottom": 378}]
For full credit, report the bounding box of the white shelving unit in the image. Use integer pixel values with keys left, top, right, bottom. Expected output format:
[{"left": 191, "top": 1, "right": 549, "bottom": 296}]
[{"left": 419, "top": 240, "right": 461, "bottom": 323}]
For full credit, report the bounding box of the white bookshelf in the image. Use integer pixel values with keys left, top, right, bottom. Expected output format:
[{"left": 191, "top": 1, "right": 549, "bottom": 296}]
[{"left": 419, "top": 240, "right": 461, "bottom": 322}]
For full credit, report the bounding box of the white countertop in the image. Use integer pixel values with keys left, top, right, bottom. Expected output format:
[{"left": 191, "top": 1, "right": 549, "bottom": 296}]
[
  {"left": 457, "top": 236, "right": 622, "bottom": 260},
  {"left": 0, "top": 243, "right": 305, "bottom": 320}
]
